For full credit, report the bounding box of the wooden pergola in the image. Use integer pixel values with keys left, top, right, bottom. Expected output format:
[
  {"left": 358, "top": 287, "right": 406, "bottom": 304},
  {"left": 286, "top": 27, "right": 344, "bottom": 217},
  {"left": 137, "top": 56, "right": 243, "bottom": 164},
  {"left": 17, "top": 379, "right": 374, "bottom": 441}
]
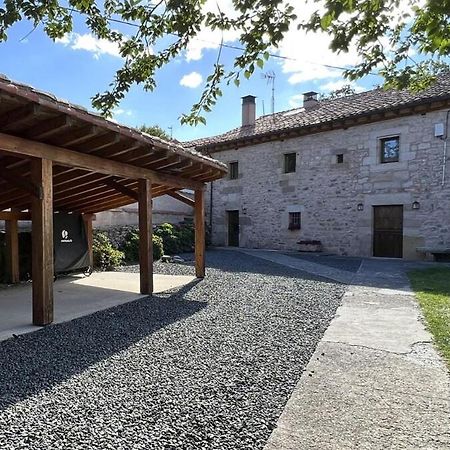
[{"left": 0, "top": 75, "right": 227, "bottom": 326}]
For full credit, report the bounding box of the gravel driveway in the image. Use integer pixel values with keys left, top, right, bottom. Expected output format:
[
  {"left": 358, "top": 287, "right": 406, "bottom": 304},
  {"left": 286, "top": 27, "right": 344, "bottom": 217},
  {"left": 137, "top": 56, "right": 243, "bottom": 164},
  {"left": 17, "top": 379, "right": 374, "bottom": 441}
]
[{"left": 0, "top": 250, "right": 345, "bottom": 449}]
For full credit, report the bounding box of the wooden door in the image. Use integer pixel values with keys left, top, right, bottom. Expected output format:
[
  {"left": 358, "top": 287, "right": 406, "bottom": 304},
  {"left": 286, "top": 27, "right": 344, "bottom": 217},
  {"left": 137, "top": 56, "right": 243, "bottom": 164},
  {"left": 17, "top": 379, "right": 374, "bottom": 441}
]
[
  {"left": 227, "top": 210, "right": 239, "bottom": 247},
  {"left": 373, "top": 205, "right": 403, "bottom": 258}
]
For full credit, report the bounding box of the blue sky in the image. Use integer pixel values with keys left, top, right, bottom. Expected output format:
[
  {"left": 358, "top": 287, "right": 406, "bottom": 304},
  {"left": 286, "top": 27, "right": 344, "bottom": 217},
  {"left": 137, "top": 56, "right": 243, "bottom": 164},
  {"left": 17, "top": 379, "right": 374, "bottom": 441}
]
[{"left": 0, "top": 4, "right": 382, "bottom": 142}]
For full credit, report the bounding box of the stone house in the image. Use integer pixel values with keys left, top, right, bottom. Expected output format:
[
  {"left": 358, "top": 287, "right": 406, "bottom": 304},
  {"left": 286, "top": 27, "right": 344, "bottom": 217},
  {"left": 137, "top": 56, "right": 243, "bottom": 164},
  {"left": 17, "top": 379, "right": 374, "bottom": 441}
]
[{"left": 187, "top": 75, "right": 450, "bottom": 260}]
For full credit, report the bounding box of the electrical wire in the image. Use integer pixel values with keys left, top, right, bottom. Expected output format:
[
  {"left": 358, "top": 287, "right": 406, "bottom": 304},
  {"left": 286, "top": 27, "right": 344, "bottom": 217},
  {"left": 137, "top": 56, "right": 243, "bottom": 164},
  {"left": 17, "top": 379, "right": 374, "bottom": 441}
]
[{"left": 59, "top": 5, "right": 377, "bottom": 75}]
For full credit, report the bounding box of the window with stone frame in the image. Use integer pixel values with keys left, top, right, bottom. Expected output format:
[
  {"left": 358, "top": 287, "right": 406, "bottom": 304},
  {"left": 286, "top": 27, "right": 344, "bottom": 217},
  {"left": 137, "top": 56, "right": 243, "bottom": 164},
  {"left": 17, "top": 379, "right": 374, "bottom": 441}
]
[
  {"left": 288, "top": 212, "right": 301, "bottom": 230},
  {"left": 229, "top": 161, "right": 239, "bottom": 179},
  {"left": 380, "top": 136, "right": 400, "bottom": 163},
  {"left": 284, "top": 153, "right": 297, "bottom": 173}
]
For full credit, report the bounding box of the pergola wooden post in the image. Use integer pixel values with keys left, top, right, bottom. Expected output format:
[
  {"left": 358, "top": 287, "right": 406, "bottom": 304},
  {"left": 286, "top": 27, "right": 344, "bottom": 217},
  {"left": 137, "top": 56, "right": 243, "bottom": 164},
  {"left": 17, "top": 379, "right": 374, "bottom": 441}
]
[
  {"left": 5, "top": 210, "right": 20, "bottom": 283},
  {"left": 195, "top": 187, "right": 205, "bottom": 278},
  {"left": 138, "top": 179, "right": 153, "bottom": 294},
  {"left": 83, "top": 214, "right": 94, "bottom": 269},
  {"left": 31, "top": 158, "right": 54, "bottom": 326}
]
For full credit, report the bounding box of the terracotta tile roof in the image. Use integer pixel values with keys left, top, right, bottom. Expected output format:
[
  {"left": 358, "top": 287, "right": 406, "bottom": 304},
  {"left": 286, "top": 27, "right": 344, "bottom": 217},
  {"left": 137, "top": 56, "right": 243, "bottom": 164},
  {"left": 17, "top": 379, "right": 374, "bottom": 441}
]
[
  {"left": 0, "top": 73, "right": 226, "bottom": 171},
  {"left": 186, "top": 73, "right": 450, "bottom": 151}
]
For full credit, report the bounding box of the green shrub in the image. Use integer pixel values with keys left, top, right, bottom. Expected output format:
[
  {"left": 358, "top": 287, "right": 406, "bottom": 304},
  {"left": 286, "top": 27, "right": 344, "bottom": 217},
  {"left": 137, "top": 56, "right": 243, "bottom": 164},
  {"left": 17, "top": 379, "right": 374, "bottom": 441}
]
[
  {"left": 122, "top": 231, "right": 140, "bottom": 263},
  {"left": 175, "top": 224, "right": 195, "bottom": 252},
  {"left": 152, "top": 235, "right": 164, "bottom": 260},
  {"left": 154, "top": 222, "right": 195, "bottom": 255},
  {"left": 121, "top": 231, "right": 164, "bottom": 262},
  {"left": 93, "top": 232, "right": 125, "bottom": 270},
  {"left": 154, "top": 223, "right": 179, "bottom": 254}
]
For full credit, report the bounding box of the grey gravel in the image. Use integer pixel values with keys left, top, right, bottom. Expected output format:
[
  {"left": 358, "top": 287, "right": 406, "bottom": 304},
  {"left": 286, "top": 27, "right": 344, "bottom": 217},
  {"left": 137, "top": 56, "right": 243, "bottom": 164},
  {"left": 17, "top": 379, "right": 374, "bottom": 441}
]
[
  {"left": 0, "top": 250, "right": 345, "bottom": 449},
  {"left": 118, "top": 254, "right": 196, "bottom": 277}
]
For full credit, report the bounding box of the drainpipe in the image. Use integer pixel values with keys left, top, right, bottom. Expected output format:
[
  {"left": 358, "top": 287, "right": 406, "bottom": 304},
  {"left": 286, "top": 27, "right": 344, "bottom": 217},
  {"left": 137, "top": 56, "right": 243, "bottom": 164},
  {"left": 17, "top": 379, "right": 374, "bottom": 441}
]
[{"left": 442, "top": 110, "right": 450, "bottom": 186}]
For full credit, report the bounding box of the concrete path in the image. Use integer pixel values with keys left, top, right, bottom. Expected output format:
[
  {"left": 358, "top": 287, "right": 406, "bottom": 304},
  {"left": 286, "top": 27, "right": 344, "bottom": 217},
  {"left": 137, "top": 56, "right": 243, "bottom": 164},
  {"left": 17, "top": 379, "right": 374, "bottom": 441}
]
[
  {"left": 0, "top": 272, "right": 196, "bottom": 342},
  {"left": 239, "top": 251, "right": 450, "bottom": 449}
]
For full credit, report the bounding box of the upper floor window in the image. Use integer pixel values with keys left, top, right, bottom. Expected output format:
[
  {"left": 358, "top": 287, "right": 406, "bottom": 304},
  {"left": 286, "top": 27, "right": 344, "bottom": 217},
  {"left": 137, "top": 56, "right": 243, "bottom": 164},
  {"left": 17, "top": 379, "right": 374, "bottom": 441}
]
[
  {"left": 284, "top": 153, "right": 297, "bottom": 173},
  {"left": 288, "top": 212, "right": 301, "bottom": 230},
  {"left": 380, "top": 136, "right": 400, "bottom": 163},
  {"left": 336, "top": 153, "right": 344, "bottom": 164},
  {"left": 229, "top": 161, "right": 239, "bottom": 179}
]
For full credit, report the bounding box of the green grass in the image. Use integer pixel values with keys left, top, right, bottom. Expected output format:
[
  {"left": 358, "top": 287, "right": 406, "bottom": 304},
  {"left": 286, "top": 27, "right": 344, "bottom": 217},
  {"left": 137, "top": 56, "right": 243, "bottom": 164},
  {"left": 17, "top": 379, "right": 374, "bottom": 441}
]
[{"left": 408, "top": 268, "right": 450, "bottom": 369}]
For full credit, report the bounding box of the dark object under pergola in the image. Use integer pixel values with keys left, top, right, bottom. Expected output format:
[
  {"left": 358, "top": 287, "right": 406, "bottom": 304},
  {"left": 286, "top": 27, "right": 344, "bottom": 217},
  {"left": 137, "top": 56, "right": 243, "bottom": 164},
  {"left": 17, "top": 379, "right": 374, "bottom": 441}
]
[{"left": 0, "top": 75, "right": 227, "bottom": 326}]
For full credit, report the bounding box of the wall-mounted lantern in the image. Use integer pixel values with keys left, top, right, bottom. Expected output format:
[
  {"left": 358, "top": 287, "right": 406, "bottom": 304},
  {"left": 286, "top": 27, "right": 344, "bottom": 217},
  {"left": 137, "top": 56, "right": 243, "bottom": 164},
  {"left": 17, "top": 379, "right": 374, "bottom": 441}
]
[
  {"left": 412, "top": 201, "right": 420, "bottom": 210},
  {"left": 357, "top": 203, "right": 364, "bottom": 211}
]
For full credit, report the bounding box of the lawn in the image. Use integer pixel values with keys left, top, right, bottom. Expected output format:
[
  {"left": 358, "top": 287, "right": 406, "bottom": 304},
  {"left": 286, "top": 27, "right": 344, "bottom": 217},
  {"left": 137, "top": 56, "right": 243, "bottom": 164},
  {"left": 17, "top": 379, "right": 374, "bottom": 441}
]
[{"left": 408, "top": 267, "right": 450, "bottom": 369}]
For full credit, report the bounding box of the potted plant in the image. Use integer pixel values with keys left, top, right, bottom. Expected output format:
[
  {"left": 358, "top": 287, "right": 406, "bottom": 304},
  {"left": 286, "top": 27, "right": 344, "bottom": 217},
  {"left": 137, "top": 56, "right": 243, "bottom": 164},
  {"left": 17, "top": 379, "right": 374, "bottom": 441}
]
[{"left": 298, "top": 239, "right": 323, "bottom": 252}]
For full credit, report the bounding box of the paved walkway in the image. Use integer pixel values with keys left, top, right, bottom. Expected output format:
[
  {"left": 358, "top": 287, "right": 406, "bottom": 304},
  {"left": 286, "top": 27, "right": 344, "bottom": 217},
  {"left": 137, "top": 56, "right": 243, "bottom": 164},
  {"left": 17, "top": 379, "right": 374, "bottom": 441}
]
[
  {"left": 0, "top": 272, "right": 196, "bottom": 342},
  {"left": 238, "top": 250, "right": 450, "bottom": 449}
]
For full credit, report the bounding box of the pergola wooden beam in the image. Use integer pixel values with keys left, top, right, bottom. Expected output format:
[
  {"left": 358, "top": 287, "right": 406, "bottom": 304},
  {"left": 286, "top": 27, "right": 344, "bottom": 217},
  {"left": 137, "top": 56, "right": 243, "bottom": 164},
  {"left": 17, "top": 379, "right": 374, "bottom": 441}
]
[
  {"left": 52, "top": 125, "right": 98, "bottom": 147},
  {"left": 0, "top": 163, "right": 43, "bottom": 199},
  {"left": 138, "top": 179, "right": 153, "bottom": 294},
  {"left": 0, "top": 132, "right": 204, "bottom": 190},
  {"left": 0, "top": 104, "right": 38, "bottom": 130},
  {"left": 31, "top": 158, "right": 54, "bottom": 326},
  {"left": 26, "top": 115, "right": 75, "bottom": 140},
  {"left": 0, "top": 211, "right": 30, "bottom": 220},
  {"left": 83, "top": 133, "right": 122, "bottom": 153},
  {"left": 167, "top": 190, "right": 195, "bottom": 207},
  {"left": 103, "top": 177, "right": 139, "bottom": 201}
]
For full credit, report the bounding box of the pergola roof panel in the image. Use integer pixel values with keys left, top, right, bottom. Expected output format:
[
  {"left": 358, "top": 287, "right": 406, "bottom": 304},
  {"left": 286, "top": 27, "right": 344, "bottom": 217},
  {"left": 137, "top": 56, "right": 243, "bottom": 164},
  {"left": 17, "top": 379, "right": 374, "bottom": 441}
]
[{"left": 0, "top": 74, "right": 227, "bottom": 213}]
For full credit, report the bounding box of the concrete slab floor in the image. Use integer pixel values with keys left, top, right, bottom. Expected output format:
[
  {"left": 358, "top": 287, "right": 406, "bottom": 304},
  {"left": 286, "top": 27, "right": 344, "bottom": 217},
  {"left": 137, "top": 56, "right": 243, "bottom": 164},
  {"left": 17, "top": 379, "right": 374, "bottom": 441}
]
[{"left": 0, "top": 272, "right": 196, "bottom": 343}]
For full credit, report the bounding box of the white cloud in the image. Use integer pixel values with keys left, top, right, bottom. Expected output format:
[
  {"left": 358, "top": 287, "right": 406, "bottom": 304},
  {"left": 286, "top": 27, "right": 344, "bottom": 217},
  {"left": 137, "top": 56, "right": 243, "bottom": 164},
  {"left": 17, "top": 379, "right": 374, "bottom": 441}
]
[
  {"left": 288, "top": 94, "right": 304, "bottom": 108},
  {"left": 113, "top": 108, "right": 133, "bottom": 117},
  {"left": 185, "top": 27, "right": 240, "bottom": 61},
  {"left": 275, "top": 0, "right": 425, "bottom": 86},
  {"left": 180, "top": 71, "right": 203, "bottom": 88},
  {"left": 184, "top": 0, "right": 240, "bottom": 61},
  {"left": 56, "top": 33, "right": 121, "bottom": 59},
  {"left": 319, "top": 79, "right": 365, "bottom": 93},
  {"left": 273, "top": 4, "right": 360, "bottom": 85}
]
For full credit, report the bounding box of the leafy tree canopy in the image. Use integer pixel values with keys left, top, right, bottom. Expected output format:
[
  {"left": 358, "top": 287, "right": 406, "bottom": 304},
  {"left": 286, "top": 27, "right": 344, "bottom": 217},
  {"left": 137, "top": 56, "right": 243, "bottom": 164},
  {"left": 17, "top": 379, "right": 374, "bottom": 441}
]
[
  {"left": 1, "top": 0, "right": 449, "bottom": 124},
  {"left": 320, "top": 84, "right": 357, "bottom": 99},
  {"left": 138, "top": 124, "right": 171, "bottom": 140}
]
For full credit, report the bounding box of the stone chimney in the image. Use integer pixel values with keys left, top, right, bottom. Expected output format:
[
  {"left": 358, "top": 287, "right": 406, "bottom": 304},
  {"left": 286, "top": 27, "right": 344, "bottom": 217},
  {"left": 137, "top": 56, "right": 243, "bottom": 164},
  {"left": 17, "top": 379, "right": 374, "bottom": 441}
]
[
  {"left": 242, "top": 95, "right": 256, "bottom": 126},
  {"left": 303, "top": 91, "right": 319, "bottom": 110}
]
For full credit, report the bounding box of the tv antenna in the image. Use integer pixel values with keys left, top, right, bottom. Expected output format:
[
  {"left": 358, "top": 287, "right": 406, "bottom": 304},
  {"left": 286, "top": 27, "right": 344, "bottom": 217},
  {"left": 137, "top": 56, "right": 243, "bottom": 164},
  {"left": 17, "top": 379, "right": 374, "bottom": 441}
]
[{"left": 262, "top": 71, "right": 276, "bottom": 114}]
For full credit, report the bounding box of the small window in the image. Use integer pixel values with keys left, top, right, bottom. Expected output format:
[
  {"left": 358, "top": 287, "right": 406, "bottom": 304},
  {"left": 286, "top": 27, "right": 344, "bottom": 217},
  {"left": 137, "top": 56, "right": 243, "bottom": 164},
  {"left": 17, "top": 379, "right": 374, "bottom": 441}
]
[
  {"left": 288, "top": 212, "right": 301, "bottom": 230},
  {"left": 284, "top": 153, "right": 296, "bottom": 173},
  {"left": 380, "top": 136, "right": 399, "bottom": 163},
  {"left": 336, "top": 154, "right": 344, "bottom": 164},
  {"left": 229, "top": 161, "right": 238, "bottom": 180}
]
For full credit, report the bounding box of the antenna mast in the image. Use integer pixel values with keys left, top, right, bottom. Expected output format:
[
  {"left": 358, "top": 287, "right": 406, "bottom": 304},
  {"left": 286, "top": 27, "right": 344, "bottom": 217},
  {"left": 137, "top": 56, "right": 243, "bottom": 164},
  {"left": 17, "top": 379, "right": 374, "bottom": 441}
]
[{"left": 262, "top": 71, "right": 276, "bottom": 114}]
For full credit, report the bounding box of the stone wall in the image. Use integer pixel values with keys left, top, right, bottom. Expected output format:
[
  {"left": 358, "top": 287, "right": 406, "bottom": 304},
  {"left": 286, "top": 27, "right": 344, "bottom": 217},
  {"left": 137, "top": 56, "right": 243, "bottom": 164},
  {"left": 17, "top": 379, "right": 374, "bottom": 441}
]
[
  {"left": 206, "top": 109, "right": 450, "bottom": 259},
  {"left": 94, "top": 193, "right": 194, "bottom": 229}
]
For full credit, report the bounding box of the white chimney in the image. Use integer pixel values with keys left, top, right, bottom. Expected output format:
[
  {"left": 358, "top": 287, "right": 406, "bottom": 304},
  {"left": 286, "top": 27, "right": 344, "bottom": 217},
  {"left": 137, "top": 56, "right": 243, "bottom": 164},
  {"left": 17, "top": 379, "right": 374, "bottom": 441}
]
[
  {"left": 242, "top": 95, "right": 256, "bottom": 126},
  {"left": 303, "top": 91, "right": 319, "bottom": 110}
]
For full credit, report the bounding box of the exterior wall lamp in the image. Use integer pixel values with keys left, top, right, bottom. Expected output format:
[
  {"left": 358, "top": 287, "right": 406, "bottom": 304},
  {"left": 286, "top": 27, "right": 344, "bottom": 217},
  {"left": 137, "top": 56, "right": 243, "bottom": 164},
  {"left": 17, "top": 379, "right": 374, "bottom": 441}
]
[
  {"left": 357, "top": 203, "right": 364, "bottom": 211},
  {"left": 412, "top": 201, "right": 420, "bottom": 210}
]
